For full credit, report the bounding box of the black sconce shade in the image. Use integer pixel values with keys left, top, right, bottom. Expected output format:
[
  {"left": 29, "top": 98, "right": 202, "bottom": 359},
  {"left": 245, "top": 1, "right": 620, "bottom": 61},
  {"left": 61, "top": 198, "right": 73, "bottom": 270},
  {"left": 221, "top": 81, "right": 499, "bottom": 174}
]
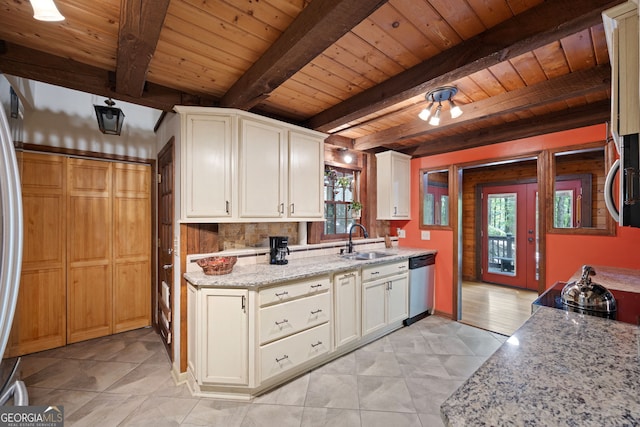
[{"left": 94, "top": 98, "right": 125, "bottom": 135}]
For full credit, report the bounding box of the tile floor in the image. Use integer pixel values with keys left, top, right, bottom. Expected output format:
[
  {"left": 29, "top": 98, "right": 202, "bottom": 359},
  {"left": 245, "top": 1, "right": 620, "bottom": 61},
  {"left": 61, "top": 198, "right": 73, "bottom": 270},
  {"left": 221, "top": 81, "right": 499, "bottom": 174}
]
[{"left": 18, "top": 315, "right": 507, "bottom": 426}]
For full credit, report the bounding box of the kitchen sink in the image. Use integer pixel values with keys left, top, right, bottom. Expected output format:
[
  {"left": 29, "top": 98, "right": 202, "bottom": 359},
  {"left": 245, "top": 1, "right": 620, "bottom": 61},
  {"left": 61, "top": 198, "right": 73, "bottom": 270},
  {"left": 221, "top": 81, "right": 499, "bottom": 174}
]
[{"left": 341, "top": 251, "right": 392, "bottom": 261}]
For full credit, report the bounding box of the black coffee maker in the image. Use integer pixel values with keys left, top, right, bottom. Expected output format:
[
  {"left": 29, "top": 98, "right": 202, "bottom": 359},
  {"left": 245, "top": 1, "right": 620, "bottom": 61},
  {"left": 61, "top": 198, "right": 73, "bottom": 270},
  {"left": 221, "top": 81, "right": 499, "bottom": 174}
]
[{"left": 269, "top": 236, "right": 290, "bottom": 265}]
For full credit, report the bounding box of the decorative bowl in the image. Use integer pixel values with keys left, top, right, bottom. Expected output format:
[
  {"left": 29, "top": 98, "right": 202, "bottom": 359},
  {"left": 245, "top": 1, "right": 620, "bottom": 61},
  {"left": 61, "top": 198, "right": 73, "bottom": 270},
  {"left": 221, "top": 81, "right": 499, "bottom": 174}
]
[{"left": 196, "top": 256, "right": 237, "bottom": 275}]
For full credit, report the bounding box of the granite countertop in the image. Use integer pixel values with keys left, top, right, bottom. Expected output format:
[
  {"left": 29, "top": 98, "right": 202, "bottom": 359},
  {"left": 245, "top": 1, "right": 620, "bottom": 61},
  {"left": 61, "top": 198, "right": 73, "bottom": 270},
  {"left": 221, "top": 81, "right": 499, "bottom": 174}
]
[
  {"left": 567, "top": 265, "right": 640, "bottom": 293},
  {"left": 184, "top": 247, "right": 434, "bottom": 289},
  {"left": 441, "top": 306, "right": 640, "bottom": 426}
]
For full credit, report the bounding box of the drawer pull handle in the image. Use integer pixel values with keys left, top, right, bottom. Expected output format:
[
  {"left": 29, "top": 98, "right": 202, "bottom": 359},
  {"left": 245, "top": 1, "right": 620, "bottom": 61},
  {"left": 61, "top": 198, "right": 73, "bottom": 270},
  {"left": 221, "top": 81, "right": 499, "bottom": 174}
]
[
  {"left": 310, "top": 309, "right": 322, "bottom": 315},
  {"left": 275, "top": 319, "right": 289, "bottom": 326},
  {"left": 275, "top": 355, "right": 289, "bottom": 363},
  {"left": 343, "top": 273, "right": 355, "bottom": 278},
  {"left": 311, "top": 341, "right": 323, "bottom": 348},
  {"left": 371, "top": 271, "right": 380, "bottom": 275},
  {"left": 275, "top": 291, "right": 289, "bottom": 297},
  {"left": 310, "top": 284, "right": 323, "bottom": 289}
]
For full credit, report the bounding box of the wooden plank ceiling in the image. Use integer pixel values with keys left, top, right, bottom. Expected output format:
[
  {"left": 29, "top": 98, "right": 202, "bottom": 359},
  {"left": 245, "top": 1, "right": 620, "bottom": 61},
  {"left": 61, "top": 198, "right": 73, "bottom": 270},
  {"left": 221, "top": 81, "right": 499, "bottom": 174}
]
[{"left": 0, "top": 0, "right": 621, "bottom": 157}]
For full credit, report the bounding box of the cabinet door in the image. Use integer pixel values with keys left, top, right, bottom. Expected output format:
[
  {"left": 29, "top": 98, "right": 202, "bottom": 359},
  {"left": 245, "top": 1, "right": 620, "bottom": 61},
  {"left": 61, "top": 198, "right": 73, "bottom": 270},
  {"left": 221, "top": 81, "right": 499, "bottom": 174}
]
[
  {"left": 334, "top": 271, "right": 360, "bottom": 348},
  {"left": 289, "top": 130, "right": 324, "bottom": 218},
  {"left": 67, "top": 159, "right": 113, "bottom": 343},
  {"left": 391, "top": 154, "right": 411, "bottom": 218},
  {"left": 239, "top": 118, "right": 285, "bottom": 218},
  {"left": 6, "top": 153, "right": 66, "bottom": 356},
  {"left": 183, "top": 114, "right": 234, "bottom": 218},
  {"left": 362, "top": 279, "right": 387, "bottom": 336},
  {"left": 387, "top": 275, "right": 409, "bottom": 325},
  {"left": 113, "top": 163, "right": 151, "bottom": 333},
  {"left": 200, "top": 289, "right": 249, "bottom": 385}
]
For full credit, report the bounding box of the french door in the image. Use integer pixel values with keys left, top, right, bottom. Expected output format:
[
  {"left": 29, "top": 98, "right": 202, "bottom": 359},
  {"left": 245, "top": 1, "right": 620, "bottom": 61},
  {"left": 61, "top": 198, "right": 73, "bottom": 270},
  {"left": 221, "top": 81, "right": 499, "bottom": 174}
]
[{"left": 481, "top": 183, "right": 538, "bottom": 290}]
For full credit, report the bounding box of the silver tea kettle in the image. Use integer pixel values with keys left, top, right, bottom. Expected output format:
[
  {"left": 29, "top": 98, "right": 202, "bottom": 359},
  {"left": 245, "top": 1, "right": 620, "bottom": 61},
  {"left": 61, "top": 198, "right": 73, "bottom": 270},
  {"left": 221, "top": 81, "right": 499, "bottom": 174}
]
[{"left": 560, "top": 265, "right": 617, "bottom": 313}]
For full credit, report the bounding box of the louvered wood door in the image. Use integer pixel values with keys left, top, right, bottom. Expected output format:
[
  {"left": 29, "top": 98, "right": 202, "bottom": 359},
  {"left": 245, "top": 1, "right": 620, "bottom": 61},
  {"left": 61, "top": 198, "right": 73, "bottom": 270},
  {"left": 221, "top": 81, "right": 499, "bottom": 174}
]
[
  {"left": 113, "top": 163, "right": 151, "bottom": 333},
  {"left": 6, "top": 152, "right": 67, "bottom": 356},
  {"left": 66, "top": 158, "right": 113, "bottom": 343}
]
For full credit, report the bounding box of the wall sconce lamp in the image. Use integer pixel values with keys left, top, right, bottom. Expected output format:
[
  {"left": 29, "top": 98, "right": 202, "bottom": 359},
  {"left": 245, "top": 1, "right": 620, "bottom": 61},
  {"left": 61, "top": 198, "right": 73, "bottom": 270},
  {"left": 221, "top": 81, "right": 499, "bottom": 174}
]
[
  {"left": 29, "top": 0, "right": 65, "bottom": 21},
  {"left": 418, "top": 86, "right": 463, "bottom": 126},
  {"left": 94, "top": 98, "right": 125, "bottom": 135}
]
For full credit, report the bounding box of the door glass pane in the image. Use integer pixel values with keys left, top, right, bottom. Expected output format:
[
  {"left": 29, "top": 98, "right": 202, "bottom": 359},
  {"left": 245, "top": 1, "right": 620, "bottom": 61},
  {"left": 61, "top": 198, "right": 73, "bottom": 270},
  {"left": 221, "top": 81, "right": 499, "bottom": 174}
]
[{"left": 487, "top": 193, "right": 516, "bottom": 276}]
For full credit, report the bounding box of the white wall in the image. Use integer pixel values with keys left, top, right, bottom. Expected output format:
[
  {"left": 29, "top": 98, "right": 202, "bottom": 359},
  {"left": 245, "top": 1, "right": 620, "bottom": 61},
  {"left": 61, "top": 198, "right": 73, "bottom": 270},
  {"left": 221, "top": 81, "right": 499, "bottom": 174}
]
[{"left": 8, "top": 77, "right": 161, "bottom": 159}]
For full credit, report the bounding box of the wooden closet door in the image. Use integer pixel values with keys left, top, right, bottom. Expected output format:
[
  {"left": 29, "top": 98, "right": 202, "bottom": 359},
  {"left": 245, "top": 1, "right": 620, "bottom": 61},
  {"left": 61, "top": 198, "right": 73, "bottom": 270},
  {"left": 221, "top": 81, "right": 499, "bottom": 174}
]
[
  {"left": 67, "top": 158, "right": 113, "bottom": 343},
  {"left": 6, "top": 152, "right": 66, "bottom": 356},
  {"left": 113, "top": 163, "right": 151, "bottom": 333}
]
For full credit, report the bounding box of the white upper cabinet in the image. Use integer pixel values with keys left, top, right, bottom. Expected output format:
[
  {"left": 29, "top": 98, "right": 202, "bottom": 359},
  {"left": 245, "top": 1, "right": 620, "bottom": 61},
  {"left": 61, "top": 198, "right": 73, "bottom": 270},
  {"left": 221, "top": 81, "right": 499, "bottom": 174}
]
[
  {"left": 175, "top": 107, "right": 326, "bottom": 222},
  {"left": 603, "top": 1, "right": 639, "bottom": 138},
  {"left": 239, "top": 118, "right": 286, "bottom": 218},
  {"left": 180, "top": 112, "right": 235, "bottom": 219},
  {"left": 289, "top": 130, "right": 324, "bottom": 218},
  {"left": 376, "top": 151, "right": 411, "bottom": 219}
]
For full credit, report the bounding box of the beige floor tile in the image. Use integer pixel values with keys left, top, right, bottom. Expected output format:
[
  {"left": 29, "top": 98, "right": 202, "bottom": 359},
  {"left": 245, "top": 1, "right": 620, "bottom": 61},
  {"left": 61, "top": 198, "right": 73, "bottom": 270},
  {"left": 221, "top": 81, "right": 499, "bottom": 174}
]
[
  {"left": 181, "top": 399, "right": 250, "bottom": 427},
  {"left": 26, "top": 386, "right": 99, "bottom": 417},
  {"left": 64, "top": 393, "right": 147, "bottom": 426},
  {"left": 119, "top": 395, "right": 199, "bottom": 426},
  {"left": 105, "top": 362, "right": 172, "bottom": 395},
  {"left": 357, "top": 376, "right": 415, "bottom": 413},
  {"left": 300, "top": 407, "right": 360, "bottom": 427},
  {"left": 360, "top": 410, "right": 422, "bottom": 427},
  {"left": 252, "top": 373, "right": 309, "bottom": 405},
  {"left": 304, "top": 373, "right": 359, "bottom": 409},
  {"left": 354, "top": 349, "right": 402, "bottom": 377}
]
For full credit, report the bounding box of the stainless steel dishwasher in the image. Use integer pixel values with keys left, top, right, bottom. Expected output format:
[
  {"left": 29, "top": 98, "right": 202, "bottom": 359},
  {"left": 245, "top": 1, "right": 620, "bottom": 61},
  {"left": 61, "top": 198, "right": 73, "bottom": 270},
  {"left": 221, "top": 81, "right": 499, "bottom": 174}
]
[{"left": 404, "top": 253, "right": 436, "bottom": 326}]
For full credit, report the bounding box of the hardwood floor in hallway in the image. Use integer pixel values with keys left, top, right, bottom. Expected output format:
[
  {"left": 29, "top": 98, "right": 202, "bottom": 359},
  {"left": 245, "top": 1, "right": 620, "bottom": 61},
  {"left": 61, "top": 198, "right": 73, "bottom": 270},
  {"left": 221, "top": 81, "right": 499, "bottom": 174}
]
[{"left": 460, "top": 281, "right": 539, "bottom": 336}]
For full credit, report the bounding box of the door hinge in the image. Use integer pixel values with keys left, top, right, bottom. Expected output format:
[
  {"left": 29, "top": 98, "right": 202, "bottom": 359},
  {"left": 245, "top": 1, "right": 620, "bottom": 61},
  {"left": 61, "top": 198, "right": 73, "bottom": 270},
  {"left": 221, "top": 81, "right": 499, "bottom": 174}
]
[
  {"left": 157, "top": 238, "right": 161, "bottom": 247},
  {"left": 157, "top": 173, "right": 162, "bottom": 184}
]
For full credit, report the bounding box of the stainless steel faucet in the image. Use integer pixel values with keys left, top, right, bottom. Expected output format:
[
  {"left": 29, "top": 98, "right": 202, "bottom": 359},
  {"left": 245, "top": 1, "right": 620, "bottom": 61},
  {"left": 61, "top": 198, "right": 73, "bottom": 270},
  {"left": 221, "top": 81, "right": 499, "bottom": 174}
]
[{"left": 347, "top": 223, "right": 368, "bottom": 253}]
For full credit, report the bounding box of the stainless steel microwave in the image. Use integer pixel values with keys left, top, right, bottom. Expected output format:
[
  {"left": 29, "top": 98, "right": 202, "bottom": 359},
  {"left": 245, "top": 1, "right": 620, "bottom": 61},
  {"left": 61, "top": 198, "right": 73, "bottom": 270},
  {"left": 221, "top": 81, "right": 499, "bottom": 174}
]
[{"left": 605, "top": 133, "right": 640, "bottom": 227}]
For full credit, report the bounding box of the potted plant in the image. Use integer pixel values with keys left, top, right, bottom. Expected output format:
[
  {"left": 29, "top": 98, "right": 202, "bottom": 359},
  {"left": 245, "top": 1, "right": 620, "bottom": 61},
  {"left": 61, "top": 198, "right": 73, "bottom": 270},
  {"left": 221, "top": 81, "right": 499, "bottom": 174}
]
[{"left": 349, "top": 201, "right": 362, "bottom": 219}]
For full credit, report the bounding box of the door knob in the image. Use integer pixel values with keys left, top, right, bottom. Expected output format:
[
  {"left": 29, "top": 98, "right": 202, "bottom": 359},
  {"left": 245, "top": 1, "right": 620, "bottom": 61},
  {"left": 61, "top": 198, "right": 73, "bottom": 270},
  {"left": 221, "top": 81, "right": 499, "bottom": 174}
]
[
  {"left": 163, "top": 264, "right": 173, "bottom": 270},
  {"left": 527, "top": 237, "right": 534, "bottom": 243}
]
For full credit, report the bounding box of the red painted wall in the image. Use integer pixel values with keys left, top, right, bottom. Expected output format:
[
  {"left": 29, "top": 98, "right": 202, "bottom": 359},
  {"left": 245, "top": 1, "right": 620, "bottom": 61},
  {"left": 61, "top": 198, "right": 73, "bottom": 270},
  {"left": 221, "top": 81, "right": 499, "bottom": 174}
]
[{"left": 397, "top": 124, "right": 640, "bottom": 316}]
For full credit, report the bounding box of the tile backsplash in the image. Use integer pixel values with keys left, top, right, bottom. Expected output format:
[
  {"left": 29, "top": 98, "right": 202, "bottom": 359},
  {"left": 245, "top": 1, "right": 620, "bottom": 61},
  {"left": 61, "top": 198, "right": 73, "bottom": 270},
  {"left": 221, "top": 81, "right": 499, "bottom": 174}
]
[{"left": 218, "top": 222, "right": 299, "bottom": 250}]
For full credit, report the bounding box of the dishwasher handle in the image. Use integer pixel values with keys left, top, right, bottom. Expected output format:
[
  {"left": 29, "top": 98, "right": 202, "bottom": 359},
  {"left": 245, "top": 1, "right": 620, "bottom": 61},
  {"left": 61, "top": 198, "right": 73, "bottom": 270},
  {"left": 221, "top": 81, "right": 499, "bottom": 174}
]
[{"left": 409, "top": 253, "right": 436, "bottom": 269}]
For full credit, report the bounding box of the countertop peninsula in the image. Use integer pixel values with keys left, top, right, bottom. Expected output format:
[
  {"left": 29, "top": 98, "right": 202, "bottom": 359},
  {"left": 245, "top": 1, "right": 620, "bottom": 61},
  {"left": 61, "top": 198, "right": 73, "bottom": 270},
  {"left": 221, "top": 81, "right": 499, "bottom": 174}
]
[
  {"left": 441, "top": 297, "right": 640, "bottom": 426},
  {"left": 184, "top": 247, "right": 434, "bottom": 289}
]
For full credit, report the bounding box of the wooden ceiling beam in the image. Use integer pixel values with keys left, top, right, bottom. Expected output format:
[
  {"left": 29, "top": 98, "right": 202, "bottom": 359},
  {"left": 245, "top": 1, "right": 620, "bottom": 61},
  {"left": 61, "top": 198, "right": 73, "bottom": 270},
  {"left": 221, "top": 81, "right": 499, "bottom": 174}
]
[
  {"left": 116, "top": 0, "right": 170, "bottom": 97},
  {"left": 354, "top": 64, "right": 611, "bottom": 150},
  {"left": 305, "top": 0, "right": 623, "bottom": 133},
  {"left": 0, "top": 41, "right": 215, "bottom": 111},
  {"left": 220, "top": 0, "right": 388, "bottom": 110},
  {"left": 404, "top": 100, "right": 611, "bottom": 158}
]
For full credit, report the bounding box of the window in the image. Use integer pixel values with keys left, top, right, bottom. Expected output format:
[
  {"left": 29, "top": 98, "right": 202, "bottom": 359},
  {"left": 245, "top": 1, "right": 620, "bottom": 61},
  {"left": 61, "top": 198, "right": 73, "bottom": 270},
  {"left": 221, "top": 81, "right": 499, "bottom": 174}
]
[
  {"left": 419, "top": 168, "right": 451, "bottom": 229},
  {"left": 324, "top": 166, "right": 360, "bottom": 237}
]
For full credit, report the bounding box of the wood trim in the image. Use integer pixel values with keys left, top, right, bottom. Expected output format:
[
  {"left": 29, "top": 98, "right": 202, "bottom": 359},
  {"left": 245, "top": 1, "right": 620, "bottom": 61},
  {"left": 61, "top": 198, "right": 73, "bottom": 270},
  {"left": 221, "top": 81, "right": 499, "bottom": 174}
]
[
  {"left": 417, "top": 165, "right": 454, "bottom": 231},
  {"left": 17, "top": 142, "right": 153, "bottom": 165},
  {"left": 545, "top": 140, "right": 616, "bottom": 237},
  {"left": 180, "top": 223, "right": 188, "bottom": 373},
  {"left": 220, "top": 0, "right": 388, "bottom": 110},
  {"left": 306, "top": 0, "right": 622, "bottom": 132},
  {"left": 355, "top": 65, "right": 611, "bottom": 150},
  {"left": 451, "top": 165, "right": 460, "bottom": 321},
  {"left": 116, "top": 0, "right": 170, "bottom": 97},
  {"left": 538, "top": 150, "right": 550, "bottom": 293},
  {"left": 406, "top": 100, "right": 610, "bottom": 158}
]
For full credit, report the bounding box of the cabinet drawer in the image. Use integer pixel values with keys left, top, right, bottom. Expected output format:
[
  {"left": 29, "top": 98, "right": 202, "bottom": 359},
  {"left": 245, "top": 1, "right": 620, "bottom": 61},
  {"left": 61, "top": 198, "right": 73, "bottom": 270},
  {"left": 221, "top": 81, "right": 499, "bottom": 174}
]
[
  {"left": 260, "top": 323, "right": 330, "bottom": 382},
  {"left": 362, "top": 260, "right": 408, "bottom": 282},
  {"left": 259, "top": 275, "right": 330, "bottom": 306},
  {"left": 259, "top": 292, "right": 330, "bottom": 344}
]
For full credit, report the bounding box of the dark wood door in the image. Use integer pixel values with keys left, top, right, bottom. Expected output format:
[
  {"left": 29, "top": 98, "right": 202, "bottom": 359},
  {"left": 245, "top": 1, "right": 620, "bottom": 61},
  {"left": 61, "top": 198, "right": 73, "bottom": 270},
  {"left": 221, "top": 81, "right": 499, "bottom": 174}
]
[
  {"left": 157, "top": 139, "right": 174, "bottom": 358},
  {"left": 481, "top": 183, "right": 538, "bottom": 290}
]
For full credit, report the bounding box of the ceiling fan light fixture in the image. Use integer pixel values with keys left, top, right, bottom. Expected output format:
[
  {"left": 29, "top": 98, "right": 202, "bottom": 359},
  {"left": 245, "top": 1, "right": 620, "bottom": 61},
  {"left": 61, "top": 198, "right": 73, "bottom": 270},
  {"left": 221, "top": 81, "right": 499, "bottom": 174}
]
[
  {"left": 29, "top": 0, "right": 65, "bottom": 21},
  {"left": 94, "top": 98, "right": 125, "bottom": 135}
]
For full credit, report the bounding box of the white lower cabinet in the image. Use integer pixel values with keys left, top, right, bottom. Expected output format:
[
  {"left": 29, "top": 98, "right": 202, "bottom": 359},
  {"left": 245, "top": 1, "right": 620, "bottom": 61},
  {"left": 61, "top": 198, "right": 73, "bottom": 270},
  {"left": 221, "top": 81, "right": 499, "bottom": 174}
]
[
  {"left": 187, "top": 260, "right": 410, "bottom": 398},
  {"left": 334, "top": 270, "right": 361, "bottom": 349},
  {"left": 362, "top": 261, "right": 409, "bottom": 337},
  {"left": 260, "top": 322, "right": 330, "bottom": 382},
  {"left": 198, "top": 288, "right": 249, "bottom": 386}
]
